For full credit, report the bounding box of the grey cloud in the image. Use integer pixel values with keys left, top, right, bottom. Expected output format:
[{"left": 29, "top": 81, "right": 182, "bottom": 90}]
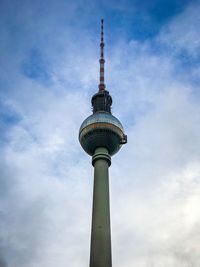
[{"left": 0, "top": 256, "right": 7, "bottom": 267}]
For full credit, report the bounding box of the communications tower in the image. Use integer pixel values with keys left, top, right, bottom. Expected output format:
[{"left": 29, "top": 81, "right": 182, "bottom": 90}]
[{"left": 79, "top": 19, "right": 127, "bottom": 267}]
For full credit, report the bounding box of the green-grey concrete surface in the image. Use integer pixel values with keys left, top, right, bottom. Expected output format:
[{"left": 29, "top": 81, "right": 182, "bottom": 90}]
[{"left": 90, "top": 147, "right": 112, "bottom": 267}]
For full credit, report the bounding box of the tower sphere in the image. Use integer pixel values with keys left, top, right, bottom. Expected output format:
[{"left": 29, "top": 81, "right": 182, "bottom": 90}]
[{"left": 79, "top": 112, "right": 126, "bottom": 156}]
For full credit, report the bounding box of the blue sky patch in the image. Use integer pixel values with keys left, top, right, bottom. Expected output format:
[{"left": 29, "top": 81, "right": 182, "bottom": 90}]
[{"left": 21, "top": 48, "right": 51, "bottom": 83}]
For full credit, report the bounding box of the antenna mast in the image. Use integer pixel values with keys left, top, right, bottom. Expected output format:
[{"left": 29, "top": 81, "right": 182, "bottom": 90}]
[{"left": 99, "top": 19, "right": 105, "bottom": 91}]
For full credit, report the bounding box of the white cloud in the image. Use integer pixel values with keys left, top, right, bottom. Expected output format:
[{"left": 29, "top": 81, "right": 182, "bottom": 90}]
[{"left": 159, "top": 1, "right": 200, "bottom": 58}]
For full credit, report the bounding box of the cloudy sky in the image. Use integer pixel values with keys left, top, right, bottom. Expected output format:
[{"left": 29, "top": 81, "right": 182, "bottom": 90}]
[{"left": 1, "top": 0, "right": 200, "bottom": 266}]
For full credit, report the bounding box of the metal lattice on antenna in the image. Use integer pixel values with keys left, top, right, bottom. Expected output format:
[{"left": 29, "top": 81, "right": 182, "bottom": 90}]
[{"left": 99, "top": 19, "right": 105, "bottom": 91}]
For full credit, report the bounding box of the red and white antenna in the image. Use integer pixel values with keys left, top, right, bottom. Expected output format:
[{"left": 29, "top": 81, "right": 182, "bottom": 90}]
[{"left": 99, "top": 19, "right": 105, "bottom": 91}]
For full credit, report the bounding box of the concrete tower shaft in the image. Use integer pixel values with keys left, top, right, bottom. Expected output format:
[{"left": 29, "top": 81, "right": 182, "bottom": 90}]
[{"left": 90, "top": 147, "right": 112, "bottom": 267}]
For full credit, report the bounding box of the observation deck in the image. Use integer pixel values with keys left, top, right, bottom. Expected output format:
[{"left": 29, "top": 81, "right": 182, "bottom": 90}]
[{"left": 79, "top": 112, "right": 127, "bottom": 156}]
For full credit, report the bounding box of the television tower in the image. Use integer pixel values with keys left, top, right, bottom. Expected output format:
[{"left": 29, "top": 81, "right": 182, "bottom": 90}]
[{"left": 79, "top": 19, "right": 127, "bottom": 267}]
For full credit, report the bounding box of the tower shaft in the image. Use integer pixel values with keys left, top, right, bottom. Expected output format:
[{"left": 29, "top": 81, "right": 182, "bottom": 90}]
[{"left": 90, "top": 147, "right": 112, "bottom": 267}]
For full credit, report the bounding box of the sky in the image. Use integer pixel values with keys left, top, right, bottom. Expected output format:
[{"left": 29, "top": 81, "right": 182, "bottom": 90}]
[{"left": 0, "top": 0, "right": 200, "bottom": 266}]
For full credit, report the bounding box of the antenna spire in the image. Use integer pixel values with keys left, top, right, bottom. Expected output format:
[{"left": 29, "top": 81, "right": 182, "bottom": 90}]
[{"left": 99, "top": 19, "right": 105, "bottom": 91}]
